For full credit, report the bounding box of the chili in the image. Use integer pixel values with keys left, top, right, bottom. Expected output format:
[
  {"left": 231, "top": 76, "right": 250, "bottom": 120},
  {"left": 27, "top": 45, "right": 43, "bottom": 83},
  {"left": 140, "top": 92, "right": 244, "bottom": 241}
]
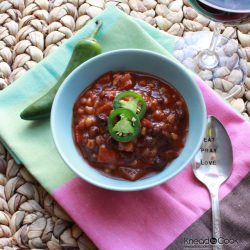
[
  {"left": 72, "top": 71, "right": 189, "bottom": 181},
  {"left": 20, "top": 21, "right": 102, "bottom": 120}
]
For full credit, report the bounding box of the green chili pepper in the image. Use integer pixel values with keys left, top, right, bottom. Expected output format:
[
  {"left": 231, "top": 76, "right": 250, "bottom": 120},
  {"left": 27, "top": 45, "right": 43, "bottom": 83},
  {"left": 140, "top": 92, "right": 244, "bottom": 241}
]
[
  {"left": 108, "top": 108, "right": 140, "bottom": 142},
  {"left": 113, "top": 91, "right": 147, "bottom": 119},
  {"left": 20, "top": 21, "right": 103, "bottom": 120}
]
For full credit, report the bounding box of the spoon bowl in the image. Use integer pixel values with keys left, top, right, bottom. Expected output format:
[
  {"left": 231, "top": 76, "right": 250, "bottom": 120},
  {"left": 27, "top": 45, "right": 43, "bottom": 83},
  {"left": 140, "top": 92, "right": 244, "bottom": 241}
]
[{"left": 193, "top": 116, "right": 233, "bottom": 187}]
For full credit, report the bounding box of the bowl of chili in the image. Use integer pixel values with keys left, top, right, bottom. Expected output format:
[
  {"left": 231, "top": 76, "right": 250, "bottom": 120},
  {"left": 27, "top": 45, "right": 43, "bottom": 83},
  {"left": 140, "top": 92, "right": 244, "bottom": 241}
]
[{"left": 51, "top": 49, "right": 206, "bottom": 191}]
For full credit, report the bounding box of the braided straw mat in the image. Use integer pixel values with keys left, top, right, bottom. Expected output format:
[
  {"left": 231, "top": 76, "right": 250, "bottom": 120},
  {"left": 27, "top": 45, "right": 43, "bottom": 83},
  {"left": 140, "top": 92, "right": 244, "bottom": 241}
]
[{"left": 1, "top": 0, "right": 250, "bottom": 249}]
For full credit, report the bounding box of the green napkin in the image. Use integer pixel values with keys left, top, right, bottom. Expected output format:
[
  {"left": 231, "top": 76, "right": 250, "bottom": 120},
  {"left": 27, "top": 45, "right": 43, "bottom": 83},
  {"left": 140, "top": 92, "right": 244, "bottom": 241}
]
[{"left": 0, "top": 5, "right": 177, "bottom": 193}]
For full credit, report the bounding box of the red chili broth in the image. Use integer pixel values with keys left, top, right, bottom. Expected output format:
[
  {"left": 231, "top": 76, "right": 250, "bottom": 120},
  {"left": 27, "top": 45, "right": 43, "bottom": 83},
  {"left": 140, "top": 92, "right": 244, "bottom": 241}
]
[{"left": 72, "top": 71, "right": 189, "bottom": 181}]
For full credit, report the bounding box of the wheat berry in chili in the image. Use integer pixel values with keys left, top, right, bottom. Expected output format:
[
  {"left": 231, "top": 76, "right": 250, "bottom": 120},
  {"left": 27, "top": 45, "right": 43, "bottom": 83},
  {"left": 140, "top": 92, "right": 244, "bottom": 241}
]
[{"left": 72, "top": 71, "right": 189, "bottom": 181}]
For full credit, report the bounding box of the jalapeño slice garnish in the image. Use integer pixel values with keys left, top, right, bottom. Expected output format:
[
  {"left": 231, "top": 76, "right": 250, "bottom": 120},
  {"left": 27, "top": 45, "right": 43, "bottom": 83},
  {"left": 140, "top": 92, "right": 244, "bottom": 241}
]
[
  {"left": 108, "top": 108, "right": 140, "bottom": 142},
  {"left": 113, "top": 91, "right": 147, "bottom": 119}
]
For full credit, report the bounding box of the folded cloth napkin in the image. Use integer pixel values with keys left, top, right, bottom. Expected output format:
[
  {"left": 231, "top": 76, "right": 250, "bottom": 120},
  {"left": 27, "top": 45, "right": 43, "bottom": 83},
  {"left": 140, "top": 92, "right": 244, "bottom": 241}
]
[{"left": 0, "top": 5, "right": 249, "bottom": 250}]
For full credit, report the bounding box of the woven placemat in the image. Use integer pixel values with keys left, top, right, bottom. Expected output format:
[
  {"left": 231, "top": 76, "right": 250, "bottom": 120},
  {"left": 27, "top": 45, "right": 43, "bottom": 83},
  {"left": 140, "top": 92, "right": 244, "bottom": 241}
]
[{"left": 0, "top": 0, "right": 250, "bottom": 249}]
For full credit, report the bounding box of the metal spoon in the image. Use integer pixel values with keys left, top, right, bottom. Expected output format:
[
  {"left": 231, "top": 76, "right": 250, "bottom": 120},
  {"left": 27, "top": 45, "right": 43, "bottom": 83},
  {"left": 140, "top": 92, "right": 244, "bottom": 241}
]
[{"left": 192, "top": 116, "right": 233, "bottom": 250}]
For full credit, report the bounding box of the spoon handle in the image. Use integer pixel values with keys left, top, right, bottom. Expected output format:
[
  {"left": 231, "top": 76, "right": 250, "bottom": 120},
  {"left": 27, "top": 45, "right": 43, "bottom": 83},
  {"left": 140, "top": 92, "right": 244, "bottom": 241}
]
[{"left": 210, "top": 189, "right": 222, "bottom": 250}]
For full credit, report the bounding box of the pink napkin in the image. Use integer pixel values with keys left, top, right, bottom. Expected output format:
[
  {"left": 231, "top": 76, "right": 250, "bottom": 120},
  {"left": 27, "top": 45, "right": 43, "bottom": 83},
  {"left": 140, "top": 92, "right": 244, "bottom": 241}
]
[{"left": 52, "top": 77, "right": 250, "bottom": 250}]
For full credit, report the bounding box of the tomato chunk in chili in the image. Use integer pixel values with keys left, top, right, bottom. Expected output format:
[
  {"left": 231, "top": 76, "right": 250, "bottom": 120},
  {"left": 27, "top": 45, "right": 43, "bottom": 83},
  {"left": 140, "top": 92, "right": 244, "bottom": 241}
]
[{"left": 72, "top": 71, "right": 189, "bottom": 181}]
